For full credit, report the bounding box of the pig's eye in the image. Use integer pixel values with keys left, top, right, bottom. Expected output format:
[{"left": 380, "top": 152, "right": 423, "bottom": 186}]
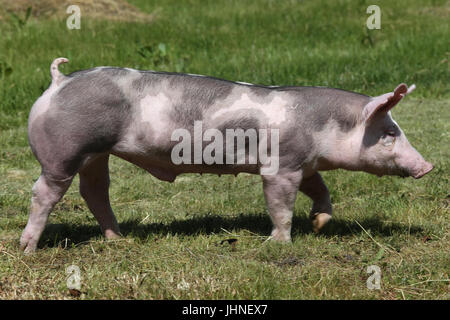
[
  {"left": 382, "top": 131, "right": 396, "bottom": 147},
  {"left": 385, "top": 130, "right": 396, "bottom": 137}
]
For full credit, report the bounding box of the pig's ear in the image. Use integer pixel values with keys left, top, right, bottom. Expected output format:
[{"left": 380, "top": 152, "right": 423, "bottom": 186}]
[{"left": 362, "top": 83, "right": 415, "bottom": 123}]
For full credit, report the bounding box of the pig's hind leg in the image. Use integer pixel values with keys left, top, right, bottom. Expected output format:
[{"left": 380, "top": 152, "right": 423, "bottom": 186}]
[
  {"left": 299, "top": 172, "right": 332, "bottom": 233},
  {"left": 79, "top": 154, "right": 121, "bottom": 239},
  {"left": 20, "top": 174, "right": 74, "bottom": 254}
]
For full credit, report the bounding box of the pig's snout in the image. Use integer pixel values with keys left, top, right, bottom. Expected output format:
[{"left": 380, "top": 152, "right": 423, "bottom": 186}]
[
  {"left": 412, "top": 161, "right": 434, "bottom": 179},
  {"left": 393, "top": 141, "right": 433, "bottom": 179}
]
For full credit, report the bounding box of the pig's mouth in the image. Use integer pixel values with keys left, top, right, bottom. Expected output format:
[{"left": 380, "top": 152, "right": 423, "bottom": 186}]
[
  {"left": 412, "top": 163, "right": 434, "bottom": 179},
  {"left": 394, "top": 159, "right": 434, "bottom": 179},
  {"left": 398, "top": 170, "right": 410, "bottom": 178}
]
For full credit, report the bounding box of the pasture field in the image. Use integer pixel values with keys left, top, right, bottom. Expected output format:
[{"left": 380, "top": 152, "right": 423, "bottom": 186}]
[{"left": 0, "top": 0, "right": 448, "bottom": 299}]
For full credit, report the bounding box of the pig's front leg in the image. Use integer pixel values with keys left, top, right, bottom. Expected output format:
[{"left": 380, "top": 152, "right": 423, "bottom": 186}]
[
  {"left": 262, "top": 171, "right": 303, "bottom": 242},
  {"left": 299, "top": 172, "right": 332, "bottom": 233}
]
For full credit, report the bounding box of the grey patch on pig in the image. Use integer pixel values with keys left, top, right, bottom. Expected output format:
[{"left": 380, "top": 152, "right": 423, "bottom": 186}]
[
  {"left": 167, "top": 75, "right": 235, "bottom": 128},
  {"left": 129, "top": 71, "right": 235, "bottom": 128},
  {"left": 216, "top": 117, "right": 261, "bottom": 133},
  {"left": 249, "top": 85, "right": 273, "bottom": 98},
  {"left": 98, "top": 67, "right": 133, "bottom": 76},
  {"left": 131, "top": 71, "right": 160, "bottom": 93},
  {"left": 216, "top": 113, "right": 311, "bottom": 171},
  {"left": 30, "top": 70, "right": 132, "bottom": 178},
  {"left": 362, "top": 112, "right": 400, "bottom": 148},
  {"left": 213, "top": 117, "right": 261, "bottom": 162},
  {"left": 278, "top": 126, "right": 314, "bottom": 170},
  {"left": 285, "top": 87, "right": 370, "bottom": 132}
]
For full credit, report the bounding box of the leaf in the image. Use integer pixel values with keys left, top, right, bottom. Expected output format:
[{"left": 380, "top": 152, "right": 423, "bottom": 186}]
[
  {"left": 137, "top": 45, "right": 153, "bottom": 58},
  {"left": 8, "top": 11, "right": 22, "bottom": 25},
  {"left": 0, "top": 62, "right": 13, "bottom": 77},
  {"left": 158, "top": 43, "right": 166, "bottom": 56},
  {"left": 374, "top": 248, "right": 384, "bottom": 261},
  {"left": 7, "top": 7, "right": 31, "bottom": 29},
  {"left": 25, "top": 7, "right": 32, "bottom": 23}
]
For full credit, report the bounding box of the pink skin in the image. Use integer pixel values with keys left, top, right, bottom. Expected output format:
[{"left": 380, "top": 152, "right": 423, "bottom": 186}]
[
  {"left": 361, "top": 84, "right": 433, "bottom": 179},
  {"left": 361, "top": 121, "right": 434, "bottom": 179},
  {"left": 317, "top": 83, "right": 433, "bottom": 180},
  {"left": 20, "top": 154, "right": 121, "bottom": 254},
  {"left": 359, "top": 84, "right": 433, "bottom": 178},
  {"left": 21, "top": 59, "right": 433, "bottom": 252},
  {"left": 263, "top": 83, "right": 436, "bottom": 241},
  {"left": 20, "top": 175, "right": 73, "bottom": 254},
  {"left": 79, "top": 154, "right": 121, "bottom": 239}
]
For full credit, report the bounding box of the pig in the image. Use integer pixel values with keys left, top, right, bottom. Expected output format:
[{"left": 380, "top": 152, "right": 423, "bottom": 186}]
[{"left": 20, "top": 58, "right": 433, "bottom": 253}]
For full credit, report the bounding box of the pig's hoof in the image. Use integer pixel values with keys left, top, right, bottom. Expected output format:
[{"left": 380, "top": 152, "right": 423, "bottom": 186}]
[
  {"left": 23, "top": 246, "right": 37, "bottom": 255},
  {"left": 270, "top": 230, "right": 292, "bottom": 242},
  {"left": 104, "top": 230, "right": 122, "bottom": 240},
  {"left": 311, "top": 213, "right": 332, "bottom": 233},
  {"left": 19, "top": 236, "right": 37, "bottom": 255}
]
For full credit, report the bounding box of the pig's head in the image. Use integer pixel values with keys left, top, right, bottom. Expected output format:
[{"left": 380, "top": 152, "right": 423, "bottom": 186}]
[{"left": 357, "top": 84, "right": 433, "bottom": 179}]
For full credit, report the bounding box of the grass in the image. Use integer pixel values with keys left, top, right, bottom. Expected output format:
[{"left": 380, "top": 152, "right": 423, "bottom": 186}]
[{"left": 0, "top": 0, "right": 449, "bottom": 299}]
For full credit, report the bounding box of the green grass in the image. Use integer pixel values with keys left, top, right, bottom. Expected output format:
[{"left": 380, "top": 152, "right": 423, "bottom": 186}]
[{"left": 0, "top": 0, "right": 449, "bottom": 299}]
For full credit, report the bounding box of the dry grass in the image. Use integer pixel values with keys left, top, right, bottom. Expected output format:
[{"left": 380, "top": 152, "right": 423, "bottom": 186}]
[{"left": 0, "top": 0, "right": 156, "bottom": 23}]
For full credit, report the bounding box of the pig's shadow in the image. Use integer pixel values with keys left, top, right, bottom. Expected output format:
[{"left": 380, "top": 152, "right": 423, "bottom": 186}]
[{"left": 40, "top": 212, "right": 424, "bottom": 249}]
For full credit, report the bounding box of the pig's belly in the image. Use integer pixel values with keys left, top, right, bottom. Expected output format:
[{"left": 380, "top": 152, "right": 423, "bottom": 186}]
[
  {"left": 111, "top": 149, "right": 260, "bottom": 183},
  {"left": 111, "top": 112, "right": 262, "bottom": 181}
]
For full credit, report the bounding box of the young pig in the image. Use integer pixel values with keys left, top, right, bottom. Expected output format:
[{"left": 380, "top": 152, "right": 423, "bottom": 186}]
[{"left": 20, "top": 58, "right": 433, "bottom": 253}]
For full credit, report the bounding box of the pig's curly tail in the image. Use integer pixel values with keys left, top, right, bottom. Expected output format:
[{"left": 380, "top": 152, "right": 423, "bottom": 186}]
[{"left": 50, "top": 57, "right": 69, "bottom": 84}]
